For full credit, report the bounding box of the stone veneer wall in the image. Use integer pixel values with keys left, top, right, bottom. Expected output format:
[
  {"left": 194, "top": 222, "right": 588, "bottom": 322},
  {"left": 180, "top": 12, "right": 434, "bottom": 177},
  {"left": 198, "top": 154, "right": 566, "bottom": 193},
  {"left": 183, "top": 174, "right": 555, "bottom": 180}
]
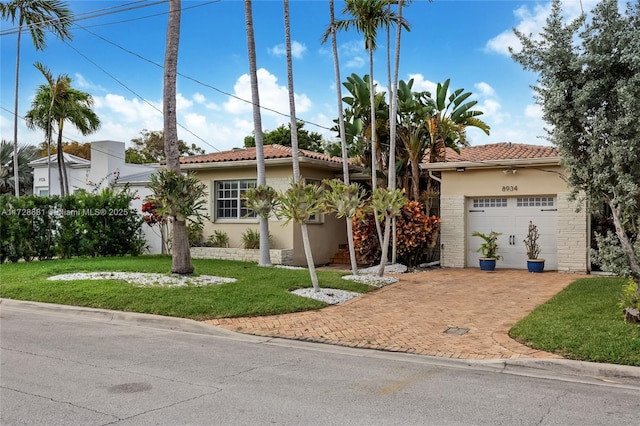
[
  {"left": 190, "top": 247, "right": 295, "bottom": 265},
  {"left": 439, "top": 194, "right": 466, "bottom": 268},
  {"left": 556, "top": 193, "right": 588, "bottom": 273}
]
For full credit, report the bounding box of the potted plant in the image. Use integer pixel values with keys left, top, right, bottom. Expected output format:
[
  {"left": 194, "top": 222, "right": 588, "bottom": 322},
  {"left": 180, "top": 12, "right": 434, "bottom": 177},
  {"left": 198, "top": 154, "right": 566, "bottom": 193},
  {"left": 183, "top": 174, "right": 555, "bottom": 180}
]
[
  {"left": 523, "top": 221, "right": 545, "bottom": 273},
  {"left": 472, "top": 230, "right": 502, "bottom": 271}
]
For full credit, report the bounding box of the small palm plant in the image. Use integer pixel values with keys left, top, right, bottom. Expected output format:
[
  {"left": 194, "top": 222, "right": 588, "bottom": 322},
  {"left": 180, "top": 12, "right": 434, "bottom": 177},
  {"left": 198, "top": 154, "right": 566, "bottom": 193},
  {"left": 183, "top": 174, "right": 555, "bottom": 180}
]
[{"left": 472, "top": 230, "right": 502, "bottom": 260}]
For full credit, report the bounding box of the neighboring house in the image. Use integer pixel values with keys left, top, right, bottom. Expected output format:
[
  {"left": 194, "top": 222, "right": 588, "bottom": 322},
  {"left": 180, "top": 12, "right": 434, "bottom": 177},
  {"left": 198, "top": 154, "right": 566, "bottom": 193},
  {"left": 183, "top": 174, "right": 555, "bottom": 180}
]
[
  {"left": 181, "top": 144, "right": 357, "bottom": 266},
  {"left": 29, "top": 140, "right": 162, "bottom": 254},
  {"left": 422, "top": 143, "right": 588, "bottom": 273}
]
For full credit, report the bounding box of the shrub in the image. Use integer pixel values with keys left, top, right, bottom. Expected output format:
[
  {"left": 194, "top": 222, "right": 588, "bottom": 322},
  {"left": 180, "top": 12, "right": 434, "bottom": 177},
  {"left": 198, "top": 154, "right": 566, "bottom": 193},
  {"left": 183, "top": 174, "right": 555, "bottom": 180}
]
[
  {"left": 0, "top": 188, "right": 146, "bottom": 263},
  {"left": 208, "top": 230, "right": 230, "bottom": 248},
  {"left": 187, "top": 220, "right": 205, "bottom": 247},
  {"left": 241, "top": 228, "right": 272, "bottom": 250},
  {"left": 396, "top": 201, "right": 441, "bottom": 267},
  {"left": 351, "top": 209, "right": 381, "bottom": 266}
]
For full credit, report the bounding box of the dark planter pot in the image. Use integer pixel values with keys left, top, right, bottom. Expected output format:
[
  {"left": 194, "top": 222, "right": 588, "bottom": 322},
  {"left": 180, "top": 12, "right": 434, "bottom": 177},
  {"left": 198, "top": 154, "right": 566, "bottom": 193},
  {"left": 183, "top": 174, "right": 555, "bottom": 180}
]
[
  {"left": 527, "top": 259, "right": 545, "bottom": 273},
  {"left": 479, "top": 258, "right": 497, "bottom": 271}
]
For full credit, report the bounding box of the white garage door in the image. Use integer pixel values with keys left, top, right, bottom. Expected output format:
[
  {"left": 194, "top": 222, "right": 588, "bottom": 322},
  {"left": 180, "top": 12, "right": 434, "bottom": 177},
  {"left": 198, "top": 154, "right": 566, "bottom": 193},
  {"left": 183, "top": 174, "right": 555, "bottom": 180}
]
[{"left": 466, "top": 196, "right": 557, "bottom": 270}]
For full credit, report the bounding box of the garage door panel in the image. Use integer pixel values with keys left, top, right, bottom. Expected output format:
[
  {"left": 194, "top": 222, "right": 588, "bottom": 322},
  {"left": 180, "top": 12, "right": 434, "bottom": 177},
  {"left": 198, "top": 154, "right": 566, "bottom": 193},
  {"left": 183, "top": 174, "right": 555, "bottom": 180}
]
[{"left": 467, "top": 196, "right": 557, "bottom": 270}]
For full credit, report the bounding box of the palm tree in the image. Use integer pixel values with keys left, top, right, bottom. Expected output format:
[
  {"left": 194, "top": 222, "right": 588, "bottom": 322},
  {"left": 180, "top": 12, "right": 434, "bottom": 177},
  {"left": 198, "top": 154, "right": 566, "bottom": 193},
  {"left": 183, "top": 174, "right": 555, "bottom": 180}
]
[
  {"left": 330, "top": 0, "right": 408, "bottom": 193},
  {"left": 244, "top": 0, "right": 271, "bottom": 267},
  {"left": 0, "top": 0, "right": 73, "bottom": 197},
  {"left": 283, "top": 0, "right": 320, "bottom": 290},
  {"left": 162, "top": 0, "right": 195, "bottom": 274},
  {"left": 25, "top": 65, "right": 100, "bottom": 196},
  {"left": 322, "top": 0, "right": 359, "bottom": 275},
  {"left": 0, "top": 139, "right": 38, "bottom": 195},
  {"left": 28, "top": 61, "right": 67, "bottom": 195}
]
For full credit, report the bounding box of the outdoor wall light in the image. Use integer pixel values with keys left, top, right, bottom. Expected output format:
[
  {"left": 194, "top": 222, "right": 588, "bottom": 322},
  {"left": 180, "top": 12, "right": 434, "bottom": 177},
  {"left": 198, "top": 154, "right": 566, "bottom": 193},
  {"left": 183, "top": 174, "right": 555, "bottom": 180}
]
[{"left": 456, "top": 167, "right": 466, "bottom": 172}]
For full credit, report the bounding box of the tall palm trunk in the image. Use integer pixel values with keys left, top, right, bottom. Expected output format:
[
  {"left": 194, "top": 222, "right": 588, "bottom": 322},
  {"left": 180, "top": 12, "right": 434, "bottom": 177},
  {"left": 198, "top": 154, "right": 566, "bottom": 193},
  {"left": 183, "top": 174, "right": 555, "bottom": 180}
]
[
  {"left": 329, "top": 0, "right": 358, "bottom": 275},
  {"left": 244, "top": 0, "right": 271, "bottom": 267},
  {"left": 389, "top": 0, "right": 405, "bottom": 264},
  {"left": 55, "top": 120, "right": 69, "bottom": 196},
  {"left": 285, "top": 0, "right": 319, "bottom": 290},
  {"left": 368, "top": 49, "right": 384, "bottom": 250},
  {"left": 12, "top": 22, "right": 23, "bottom": 196},
  {"left": 164, "top": 0, "right": 193, "bottom": 274}
]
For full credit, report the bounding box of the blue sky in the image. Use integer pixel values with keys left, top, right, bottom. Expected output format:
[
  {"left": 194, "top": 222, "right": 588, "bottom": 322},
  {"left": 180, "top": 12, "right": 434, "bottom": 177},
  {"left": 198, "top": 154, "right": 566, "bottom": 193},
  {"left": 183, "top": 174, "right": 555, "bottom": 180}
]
[{"left": 1, "top": 0, "right": 600, "bottom": 153}]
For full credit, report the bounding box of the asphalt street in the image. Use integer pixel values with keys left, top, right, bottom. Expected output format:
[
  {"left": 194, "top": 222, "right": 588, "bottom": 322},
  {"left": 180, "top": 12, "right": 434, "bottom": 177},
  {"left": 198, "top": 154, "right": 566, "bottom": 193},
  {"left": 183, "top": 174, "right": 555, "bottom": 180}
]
[{"left": 1, "top": 300, "right": 639, "bottom": 425}]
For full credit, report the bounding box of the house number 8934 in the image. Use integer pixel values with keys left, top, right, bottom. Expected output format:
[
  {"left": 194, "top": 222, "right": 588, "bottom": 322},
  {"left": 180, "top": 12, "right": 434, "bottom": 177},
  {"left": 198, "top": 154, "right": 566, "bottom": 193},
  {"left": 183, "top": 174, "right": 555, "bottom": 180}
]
[{"left": 502, "top": 185, "right": 518, "bottom": 192}]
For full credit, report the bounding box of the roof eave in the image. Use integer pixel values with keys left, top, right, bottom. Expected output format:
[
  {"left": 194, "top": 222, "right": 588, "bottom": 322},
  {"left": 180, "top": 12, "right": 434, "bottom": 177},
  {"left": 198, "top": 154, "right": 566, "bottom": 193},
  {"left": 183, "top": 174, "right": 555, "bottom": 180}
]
[{"left": 420, "top": 157, "right": 562, "bottom": 171}]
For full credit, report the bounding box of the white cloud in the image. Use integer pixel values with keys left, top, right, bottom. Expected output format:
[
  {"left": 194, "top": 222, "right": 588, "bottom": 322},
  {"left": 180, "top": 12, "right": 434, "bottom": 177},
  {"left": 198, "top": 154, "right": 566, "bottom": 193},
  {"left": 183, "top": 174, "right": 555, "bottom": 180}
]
[
  {"left": 525, "top": 103, "right": 543, "bottom": 119},
  {"left": 340, "top": 40, "right": 366, "bottom": 69},
  {"left": 407, "top": 73, "right": 437, "bottom": 95},
  {"left": 475, "top": 82, "right": 496, "bottom": 97},
  {"left": 269, "top": 40, "right": 307, "bottom": 59},
  {"left": 223, "top": 68, "right": 311, "bottom": 117},
  {"left": 73, "top": 73, "right": 105, "bottom": 92},
  {"left": 485, "top": 0, "right": 603, "bottom": 56},
  {"left": 193, "top": 93, "right": 206, "bottom": 104}
]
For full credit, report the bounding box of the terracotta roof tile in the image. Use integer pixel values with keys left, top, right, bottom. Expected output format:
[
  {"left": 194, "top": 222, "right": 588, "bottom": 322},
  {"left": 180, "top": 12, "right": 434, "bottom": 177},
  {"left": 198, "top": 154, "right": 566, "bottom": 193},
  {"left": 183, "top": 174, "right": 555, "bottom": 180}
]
[
  {"left": 426, "top": 143, "right": 560, "bottom": 163},
  {"left": 180, "top": 144, "right": 343, "bottom": 165}
]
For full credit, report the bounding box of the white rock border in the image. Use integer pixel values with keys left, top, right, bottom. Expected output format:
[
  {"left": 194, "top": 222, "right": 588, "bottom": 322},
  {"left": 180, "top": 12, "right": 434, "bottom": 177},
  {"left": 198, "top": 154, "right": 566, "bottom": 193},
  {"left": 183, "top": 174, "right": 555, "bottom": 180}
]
[{"left": 47, "top": 272, "right": 236, "bottom": 288}]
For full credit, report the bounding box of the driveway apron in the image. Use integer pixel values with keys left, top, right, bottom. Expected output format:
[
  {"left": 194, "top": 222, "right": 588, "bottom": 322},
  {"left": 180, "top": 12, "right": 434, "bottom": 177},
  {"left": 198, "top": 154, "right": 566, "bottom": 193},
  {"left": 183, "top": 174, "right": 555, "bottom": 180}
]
[{"left": 205, "top": 269, "right": 589, "bottom": 360}]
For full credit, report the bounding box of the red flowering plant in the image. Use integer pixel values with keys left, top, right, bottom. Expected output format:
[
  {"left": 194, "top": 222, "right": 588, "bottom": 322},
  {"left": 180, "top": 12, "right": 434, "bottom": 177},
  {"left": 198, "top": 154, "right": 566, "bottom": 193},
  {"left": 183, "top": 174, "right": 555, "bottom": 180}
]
[{"left": 141, "top": 198, "right": 166, "bottom": 226}]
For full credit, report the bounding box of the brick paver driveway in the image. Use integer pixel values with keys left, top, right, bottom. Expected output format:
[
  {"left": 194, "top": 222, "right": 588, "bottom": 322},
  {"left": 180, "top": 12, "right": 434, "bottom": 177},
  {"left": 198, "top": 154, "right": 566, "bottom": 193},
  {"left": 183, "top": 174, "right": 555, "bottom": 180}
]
[{"left": 206, "top": 269, "right": 589, "bottom": 360}]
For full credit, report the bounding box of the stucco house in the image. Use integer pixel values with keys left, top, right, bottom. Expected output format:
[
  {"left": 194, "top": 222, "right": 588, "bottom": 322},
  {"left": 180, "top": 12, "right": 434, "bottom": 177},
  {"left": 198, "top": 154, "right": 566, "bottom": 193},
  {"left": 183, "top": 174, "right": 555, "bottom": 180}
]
[
  {"left": 422, "top": 143, "right": 588, "bottom": 273},
  {"left": 181, "top": 144, "right": 358, "bottom": 266},
  {"left": 29, "top": 140, "right": 162, "bottom": 254}
]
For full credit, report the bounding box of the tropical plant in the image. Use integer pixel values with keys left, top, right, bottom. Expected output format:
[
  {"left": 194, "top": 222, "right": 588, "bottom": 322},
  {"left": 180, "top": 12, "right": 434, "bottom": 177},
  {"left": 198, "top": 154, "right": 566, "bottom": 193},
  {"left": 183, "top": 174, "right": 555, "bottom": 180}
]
[
  {"left": 0, "top": 0, "right": 73, "bottom": 196},
  {"left": 370, "top": 187, "right": 407, "bottom": 276},
  {"left": 472, "top": 231, "right": 502, "bottom": 260},
  {"left": 25, "top": 62, "right": 100, "bottom": 196},
  {"left": 244, "top": 0, "right": 271, "bottom": 267},
  {"left": 328, "top": 0, "right": 408, "bottom": 196},
  {"left": 0, "top": 139, "right": 38, "bottom": 195},
  {"left": 243, "top": 185, "right": 278, "bottom": 219},
  {"left": 395, "top": 200, "right": 440, "bottom": 267},
  {"left": 275, "top": 180, "right": 326, "bottom": 290},
  {"left": 523, "top": 221, "right": 541, "bottom": 260},
  {"left": 241, "top": 228, "right": 272, "bottom": 250},
  {"left": 323, "top": 0, "right": 359, "bottom": 275},
  {"left": 147, "top": 170, "right": 207, "bottom": 270},
  {"left": 162, "top": 0, "right": 195, "bottom": 274},
  {"left": 512, "top": 0, "right": 640, "bottom": 298},
  {"left": 352, "top": 209, "right": 381, "bottom": 266},
  {"left": 208, "top": 230, "right": 230, "bottom": 248}
]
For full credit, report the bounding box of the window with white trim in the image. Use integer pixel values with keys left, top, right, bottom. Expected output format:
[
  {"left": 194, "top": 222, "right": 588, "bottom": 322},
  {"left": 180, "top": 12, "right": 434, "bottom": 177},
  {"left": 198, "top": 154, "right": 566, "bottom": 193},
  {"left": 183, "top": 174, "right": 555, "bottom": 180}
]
[
  {"left": 472, "top": 198, "right": 507, "bottom": 208},
  {"left": 214, "top": 180, "right": 256, "bottom": 220},
  {"left": 517, "top": 197, "right": 554, "bottom": 207}
]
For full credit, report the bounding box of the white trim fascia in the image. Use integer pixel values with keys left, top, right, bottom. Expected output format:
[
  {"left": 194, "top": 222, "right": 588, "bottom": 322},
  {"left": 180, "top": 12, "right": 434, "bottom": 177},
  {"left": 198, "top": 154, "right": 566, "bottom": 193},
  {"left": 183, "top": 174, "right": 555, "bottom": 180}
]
[{"left": 420, "top": 157, "right": 561, "bottom": 171}]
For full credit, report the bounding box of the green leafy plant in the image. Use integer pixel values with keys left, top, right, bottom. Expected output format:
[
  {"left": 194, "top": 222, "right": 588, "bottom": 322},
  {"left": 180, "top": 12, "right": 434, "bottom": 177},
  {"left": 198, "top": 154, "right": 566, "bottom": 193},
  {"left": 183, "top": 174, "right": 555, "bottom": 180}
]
[
  {"left": 241, "top": 229, "right": 272, "bottom": 250},
  {"left": 243, "top": 185, "right": 278, "bottom": 218},
  {"left": 187, "top": 220, "right": 205, "bottom": 247},
  {"left": 208, "top": 230, "right": 230, "bottom": 248},
  {"left": 618, "top": 278, "right": 640, "bottom": 323},
  {"left": 472, "top": 230, "right": 502, "bottom": 260},
  {"left": 523, "top": 221, "right": 541, "bottom": 259}
]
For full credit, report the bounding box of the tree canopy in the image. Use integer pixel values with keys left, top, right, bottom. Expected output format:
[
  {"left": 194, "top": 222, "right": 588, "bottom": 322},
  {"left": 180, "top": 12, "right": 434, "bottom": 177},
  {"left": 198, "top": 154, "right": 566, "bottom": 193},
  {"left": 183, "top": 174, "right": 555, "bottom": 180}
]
[
  {"left": 243, "top": 121, "right": 325, "bottom": 153},
  {"left": 125, "top": 129, "right": 205, "bottom": 164},
  {"left": 511, "top": 0, "right": 640, "bottom": 291}
]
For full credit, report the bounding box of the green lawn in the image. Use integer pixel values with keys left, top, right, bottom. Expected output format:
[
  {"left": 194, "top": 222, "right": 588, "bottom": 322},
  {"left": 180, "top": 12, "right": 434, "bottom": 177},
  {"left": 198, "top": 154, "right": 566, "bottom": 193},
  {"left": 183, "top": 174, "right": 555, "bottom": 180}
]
[
  {"left": 0, "top": 256, "right": 371, "bottom": 320},
  {"left": 510, "top": 277, "right": 640, "bottom": 366}
]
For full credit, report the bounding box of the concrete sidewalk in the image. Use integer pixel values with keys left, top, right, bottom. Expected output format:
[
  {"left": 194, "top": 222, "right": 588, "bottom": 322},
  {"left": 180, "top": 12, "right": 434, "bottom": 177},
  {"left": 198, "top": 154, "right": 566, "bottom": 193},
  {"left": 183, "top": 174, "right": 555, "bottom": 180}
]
[{"left": 206, "top": 268, "right": 589, "bottom": 360}]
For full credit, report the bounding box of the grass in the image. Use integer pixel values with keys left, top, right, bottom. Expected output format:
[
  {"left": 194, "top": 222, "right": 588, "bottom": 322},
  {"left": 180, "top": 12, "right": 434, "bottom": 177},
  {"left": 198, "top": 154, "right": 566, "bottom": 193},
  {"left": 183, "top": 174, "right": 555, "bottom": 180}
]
[
  {"left": 0, "top": 256, "right": 372, "bottom": 321},
  {"left": 510, "top": 277, "right": 640, "bottom": 366}
]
